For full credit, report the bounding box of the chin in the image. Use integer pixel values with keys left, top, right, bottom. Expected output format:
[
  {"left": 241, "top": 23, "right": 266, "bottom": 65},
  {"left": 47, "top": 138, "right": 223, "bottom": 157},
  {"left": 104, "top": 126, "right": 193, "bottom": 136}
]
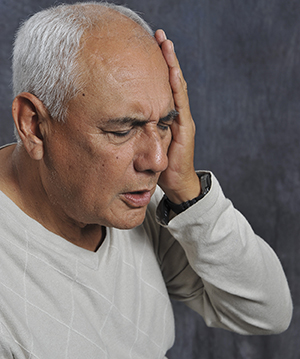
[{"left": 105, "top": 207, "right": 147, "bottom": 230}]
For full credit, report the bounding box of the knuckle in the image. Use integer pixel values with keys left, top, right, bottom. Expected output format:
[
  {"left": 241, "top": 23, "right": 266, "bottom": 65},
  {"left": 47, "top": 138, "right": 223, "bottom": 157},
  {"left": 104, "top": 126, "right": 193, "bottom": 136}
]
[{"left": 182, "top": 78, "right": 188, "bottom": 92}]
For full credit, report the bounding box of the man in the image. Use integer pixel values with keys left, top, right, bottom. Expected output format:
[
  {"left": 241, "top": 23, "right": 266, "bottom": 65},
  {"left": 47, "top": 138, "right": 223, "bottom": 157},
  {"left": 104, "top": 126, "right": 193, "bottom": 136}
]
[{"left": 0, "top": 2, "right": 292, "bottom": 358}]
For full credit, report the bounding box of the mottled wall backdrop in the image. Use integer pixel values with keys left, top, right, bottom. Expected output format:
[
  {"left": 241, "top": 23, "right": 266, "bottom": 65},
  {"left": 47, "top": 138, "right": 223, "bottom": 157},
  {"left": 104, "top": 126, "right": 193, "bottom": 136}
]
[{"left": 1, "top": 0, "right": 299, "bottom": 358}]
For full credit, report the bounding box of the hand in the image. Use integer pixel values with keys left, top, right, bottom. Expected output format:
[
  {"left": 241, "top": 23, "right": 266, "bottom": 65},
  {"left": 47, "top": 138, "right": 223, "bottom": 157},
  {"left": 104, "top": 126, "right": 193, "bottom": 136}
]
[{"left": 155, "top": 30, "right": 201, "bottom": 204}]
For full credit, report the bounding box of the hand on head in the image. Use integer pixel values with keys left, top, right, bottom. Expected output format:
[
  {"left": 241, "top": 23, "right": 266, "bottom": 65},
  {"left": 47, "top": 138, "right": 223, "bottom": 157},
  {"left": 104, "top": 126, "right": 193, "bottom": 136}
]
[{"left": 155, "top": 29, "right": 201, "bottom": 203}]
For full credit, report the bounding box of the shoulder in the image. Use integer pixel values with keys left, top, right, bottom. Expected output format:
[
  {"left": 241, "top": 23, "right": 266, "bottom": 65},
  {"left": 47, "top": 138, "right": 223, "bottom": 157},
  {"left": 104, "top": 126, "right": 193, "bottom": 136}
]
[{"left": 0, "top": 143, "right": 18, "bottom": 195}]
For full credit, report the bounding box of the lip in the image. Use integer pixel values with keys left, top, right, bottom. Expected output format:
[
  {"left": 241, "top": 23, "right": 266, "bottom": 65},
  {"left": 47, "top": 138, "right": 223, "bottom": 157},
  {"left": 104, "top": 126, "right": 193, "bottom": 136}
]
[{"left": 121, "top": 189, "right": 153, "bottom": 208}]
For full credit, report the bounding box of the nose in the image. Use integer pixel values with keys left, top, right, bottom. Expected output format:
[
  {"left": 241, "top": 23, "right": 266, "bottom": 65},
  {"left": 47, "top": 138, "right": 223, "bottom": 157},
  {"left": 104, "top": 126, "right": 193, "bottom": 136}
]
[{"left": 134, "top": 128, "right": 169, "bottom": 174}]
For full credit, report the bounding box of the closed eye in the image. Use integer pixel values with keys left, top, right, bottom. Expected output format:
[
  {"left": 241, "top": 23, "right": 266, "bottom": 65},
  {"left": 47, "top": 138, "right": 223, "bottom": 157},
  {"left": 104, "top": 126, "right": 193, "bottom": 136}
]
[
  {"left": 101, "top": 126, "right": 140, "bottom": 144},
  {"left": 158, "top": 110, "right": 178, "bottom": 131},
  {"left": 109, "top": 130, "right": 132, "bottom": 137},
  {"left": 157, "top": 123, "right": 171, "bottom": 131},
  {"left": 99, "top": 110, "right": 177, "bottom": 143},
  {"left": 101, "top": 118, "right": 147, "bottom": 139}
]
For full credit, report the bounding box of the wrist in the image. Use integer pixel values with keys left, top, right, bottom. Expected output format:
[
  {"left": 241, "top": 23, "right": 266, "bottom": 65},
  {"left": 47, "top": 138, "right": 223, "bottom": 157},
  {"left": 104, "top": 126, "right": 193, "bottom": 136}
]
[
  {"left": 164, "top": 172, "right": 211, "bottom": 215},
  {"left": 164, "top": 172, "right": 202, "bottom": 204}
]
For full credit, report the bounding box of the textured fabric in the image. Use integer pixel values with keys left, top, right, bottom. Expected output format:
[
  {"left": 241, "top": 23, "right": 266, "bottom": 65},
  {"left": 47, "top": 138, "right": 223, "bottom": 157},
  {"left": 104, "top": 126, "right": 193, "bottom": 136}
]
[
  {"left": 0, "top": 173, "right": 292, "bottom": 358},
  {"left": 0, "top": 190, "right": 174, "bottom": 358},
  {"left": 157, "top": 174, "right": 292, "bottom": 334}
]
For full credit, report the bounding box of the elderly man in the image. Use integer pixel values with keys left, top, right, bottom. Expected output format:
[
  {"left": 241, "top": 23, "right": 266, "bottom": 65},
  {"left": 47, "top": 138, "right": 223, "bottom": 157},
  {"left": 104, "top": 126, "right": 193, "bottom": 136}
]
[{"left": 0, "top": 2, "right": 292, "bottom": 358}]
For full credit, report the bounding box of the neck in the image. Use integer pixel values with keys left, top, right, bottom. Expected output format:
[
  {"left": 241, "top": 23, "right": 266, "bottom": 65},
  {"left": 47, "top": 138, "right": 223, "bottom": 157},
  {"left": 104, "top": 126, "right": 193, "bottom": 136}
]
[{"left": 0, "top": 144, "right": 105, "bottom": 252}]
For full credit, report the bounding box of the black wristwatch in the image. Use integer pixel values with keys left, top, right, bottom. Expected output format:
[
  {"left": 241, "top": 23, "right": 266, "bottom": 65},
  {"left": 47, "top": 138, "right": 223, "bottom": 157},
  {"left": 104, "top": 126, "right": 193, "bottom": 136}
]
[{"left": 164, "top": 172, "right": 211, "bottom": 215}]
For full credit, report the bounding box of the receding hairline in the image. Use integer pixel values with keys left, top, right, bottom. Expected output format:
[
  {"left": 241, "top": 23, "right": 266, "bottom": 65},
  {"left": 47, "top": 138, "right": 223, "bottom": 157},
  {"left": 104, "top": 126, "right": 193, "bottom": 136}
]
[
  {"left": 74, "top": 7, "right": 159, "bottom": 95},
  {"left": 79, "top": 6, "right": 156, "bottom": 49}
]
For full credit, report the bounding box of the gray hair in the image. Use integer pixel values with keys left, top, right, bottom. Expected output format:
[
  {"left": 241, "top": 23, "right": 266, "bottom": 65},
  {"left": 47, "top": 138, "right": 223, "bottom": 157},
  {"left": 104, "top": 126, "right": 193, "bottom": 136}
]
[{"left": 12, "top": 1, "right": 153, "bottom": 124}]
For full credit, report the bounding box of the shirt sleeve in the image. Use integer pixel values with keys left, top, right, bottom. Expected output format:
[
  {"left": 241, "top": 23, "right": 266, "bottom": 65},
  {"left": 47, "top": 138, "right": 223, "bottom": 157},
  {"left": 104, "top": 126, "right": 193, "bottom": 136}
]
[{"left": 155, "top": 172, "right": 293, "bottom": 335}]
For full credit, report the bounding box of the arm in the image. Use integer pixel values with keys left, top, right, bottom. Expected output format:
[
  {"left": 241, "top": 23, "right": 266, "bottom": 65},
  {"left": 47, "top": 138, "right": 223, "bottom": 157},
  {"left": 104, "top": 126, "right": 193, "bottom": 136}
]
[
  {"left": 154, "top": 30, "right": 293, "bottom": 334},
  {"left": 156, "top": 173, "right": 292, "bottom": 335}
]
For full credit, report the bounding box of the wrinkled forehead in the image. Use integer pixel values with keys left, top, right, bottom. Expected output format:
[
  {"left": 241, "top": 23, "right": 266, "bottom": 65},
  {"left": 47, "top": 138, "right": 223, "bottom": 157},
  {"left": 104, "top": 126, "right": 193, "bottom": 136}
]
[
  {"left": 75, "top": 22, "right": 169, "bottom": 108},
  {"left": 68, "top": 13, "right": 173, "bottom": 122},
  {"left": 77, "top": 14, "right": 164, "bottom": 84}
]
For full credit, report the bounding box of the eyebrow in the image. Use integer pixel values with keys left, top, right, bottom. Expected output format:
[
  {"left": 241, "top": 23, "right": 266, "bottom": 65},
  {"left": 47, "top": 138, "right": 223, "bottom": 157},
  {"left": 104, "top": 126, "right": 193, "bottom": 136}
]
[
  {"left": 159, "top": 109, "right": 179, "bottom": 123},
  {"left": 105, "top": 109, "right": 179, "bottom": 127}
]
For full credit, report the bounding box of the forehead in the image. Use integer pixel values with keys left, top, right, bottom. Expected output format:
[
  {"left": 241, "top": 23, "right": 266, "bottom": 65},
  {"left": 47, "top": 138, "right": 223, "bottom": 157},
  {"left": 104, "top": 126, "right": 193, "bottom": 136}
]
[
  {"left": 80, "top": 19, "right": 166, "bottom": 82},
  {"left": 73, "top": 19, "right": 173, "bottom": 120}
]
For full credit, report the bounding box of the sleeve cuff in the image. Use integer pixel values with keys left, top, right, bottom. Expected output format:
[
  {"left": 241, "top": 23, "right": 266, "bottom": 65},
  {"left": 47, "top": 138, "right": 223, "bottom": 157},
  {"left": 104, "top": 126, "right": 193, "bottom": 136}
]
[{"left": 156, "top": 171, "right": 218, "bottom": 226}]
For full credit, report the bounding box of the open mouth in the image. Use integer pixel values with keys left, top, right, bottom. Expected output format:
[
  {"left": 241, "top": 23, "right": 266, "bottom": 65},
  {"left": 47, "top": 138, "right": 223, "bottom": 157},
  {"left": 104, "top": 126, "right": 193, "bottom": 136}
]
[{"left": 122, "top": 190, "right": 152, "bottom": 207}]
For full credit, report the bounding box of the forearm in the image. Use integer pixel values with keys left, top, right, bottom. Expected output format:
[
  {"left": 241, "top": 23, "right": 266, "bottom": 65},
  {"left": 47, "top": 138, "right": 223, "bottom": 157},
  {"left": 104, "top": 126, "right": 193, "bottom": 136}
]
[{"left": 157, "top": 172, "right": 293, "bottom": 335}]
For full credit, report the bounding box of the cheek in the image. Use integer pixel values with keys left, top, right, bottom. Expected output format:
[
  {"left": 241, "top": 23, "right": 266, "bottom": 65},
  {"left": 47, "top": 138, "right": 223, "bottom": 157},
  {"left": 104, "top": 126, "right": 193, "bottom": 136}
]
[
  {"left": 83, "top": 144, "right": 135, "bottom": 187},
  {"left": 47, "top": 130, "right": 136, "bottom": 193}
]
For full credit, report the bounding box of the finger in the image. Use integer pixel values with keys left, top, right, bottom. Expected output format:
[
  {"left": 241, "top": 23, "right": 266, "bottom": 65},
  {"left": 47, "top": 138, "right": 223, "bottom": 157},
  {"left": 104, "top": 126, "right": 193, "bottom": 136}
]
[
  {"left": 154, "top": 29, "right": 167, "bottom": 45},
  {"left": 155, "top": 31, "right": 193, "bottom": 128},
  {"left": 155, "top": 30, "right": 181, "bottom": 74},
  {"left": 170, "top": 68, "right": 189, "bottom": 112},
  {"left": 160, "top": 43, "right": 191, "bottom": 122},
  {"left": 160, "top": 40, "right": 181, "bottom": 74}
]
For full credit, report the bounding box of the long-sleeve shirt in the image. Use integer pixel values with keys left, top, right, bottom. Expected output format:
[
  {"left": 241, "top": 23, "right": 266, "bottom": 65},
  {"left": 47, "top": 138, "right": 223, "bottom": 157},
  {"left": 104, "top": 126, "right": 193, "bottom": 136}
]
[{"left": 0, "top": 172, "right": 292, "bottom": 358}]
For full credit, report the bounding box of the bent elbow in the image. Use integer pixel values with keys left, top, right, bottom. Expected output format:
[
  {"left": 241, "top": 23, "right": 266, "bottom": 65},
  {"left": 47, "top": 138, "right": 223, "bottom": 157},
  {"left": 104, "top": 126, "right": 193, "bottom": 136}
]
[
  {"left": 266, "top": 297, "right": 293, "bottom": 334},
  {"left": 245, "top": 293, "right": 293, "bottom": 335}
]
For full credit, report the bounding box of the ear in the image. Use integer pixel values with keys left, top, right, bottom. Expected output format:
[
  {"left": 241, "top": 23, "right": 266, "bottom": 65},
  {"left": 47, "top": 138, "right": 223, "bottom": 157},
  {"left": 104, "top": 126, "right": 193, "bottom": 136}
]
[{"left": 12, "top": 93, "right": 49, "bottom": 160}]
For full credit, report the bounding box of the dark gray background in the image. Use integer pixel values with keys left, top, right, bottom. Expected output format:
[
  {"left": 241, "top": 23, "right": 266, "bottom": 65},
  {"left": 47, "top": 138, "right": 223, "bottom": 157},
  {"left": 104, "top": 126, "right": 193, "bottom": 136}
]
[{"left": 1, "top": 0, "right": 299, "bottom": 358}]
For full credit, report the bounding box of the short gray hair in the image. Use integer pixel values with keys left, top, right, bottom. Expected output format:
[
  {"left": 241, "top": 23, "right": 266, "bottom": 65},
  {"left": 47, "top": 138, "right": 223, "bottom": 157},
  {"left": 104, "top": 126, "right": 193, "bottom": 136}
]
[{"left": 12, "top": 1, "right": 153, "bottom": 123}]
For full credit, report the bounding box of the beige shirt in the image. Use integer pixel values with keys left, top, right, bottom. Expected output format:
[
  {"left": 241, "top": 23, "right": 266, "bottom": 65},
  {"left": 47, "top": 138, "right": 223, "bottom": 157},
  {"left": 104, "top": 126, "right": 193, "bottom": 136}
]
[{"left": 0, "top": 173, "right": 292, "bottom": 358}]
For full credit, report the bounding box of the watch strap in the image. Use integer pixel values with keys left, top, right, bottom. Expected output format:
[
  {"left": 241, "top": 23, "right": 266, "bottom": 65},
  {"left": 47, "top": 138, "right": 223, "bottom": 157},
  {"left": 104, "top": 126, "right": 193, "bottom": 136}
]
[{"left": 164, "top": 172, "right": 211, "bottom": 215}]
